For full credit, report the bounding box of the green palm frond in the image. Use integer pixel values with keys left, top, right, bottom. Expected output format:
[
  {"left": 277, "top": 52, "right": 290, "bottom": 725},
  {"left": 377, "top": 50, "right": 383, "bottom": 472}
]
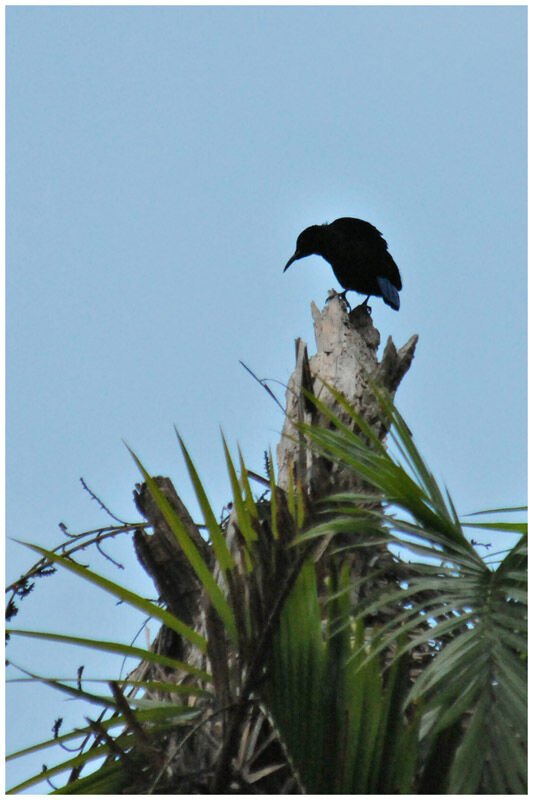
[
  {"left": 293, "top": 381, "right": 527, "bottom": 793},
  {"left": 14, "top": 540, "right": 207, "bottom": 653},
  {"left": 129, "top": 446, "right": 239, "bottom": 643},
  {"left": 263, "top": 560, "right": 421, "bottom": 793},
  {"left": 8, "top": 382, "right": 526, "bottom": 794}
]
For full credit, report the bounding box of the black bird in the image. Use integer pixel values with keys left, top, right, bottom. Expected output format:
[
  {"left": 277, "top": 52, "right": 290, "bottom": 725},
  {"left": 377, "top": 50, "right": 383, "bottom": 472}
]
[{"left": 283, "top": 217, "right": 402, "bottom": 310}]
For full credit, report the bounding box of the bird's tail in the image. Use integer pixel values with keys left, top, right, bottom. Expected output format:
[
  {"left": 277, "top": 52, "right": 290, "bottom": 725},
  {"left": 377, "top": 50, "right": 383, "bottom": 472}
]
[{"left": 377, "top": 277, "right": 400, "bottom": 310}]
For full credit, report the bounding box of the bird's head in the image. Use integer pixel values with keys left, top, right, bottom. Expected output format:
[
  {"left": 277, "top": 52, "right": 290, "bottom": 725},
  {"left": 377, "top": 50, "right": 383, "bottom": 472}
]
[{"left": 283, "top": 224, "right": 324, "bottom": 272}]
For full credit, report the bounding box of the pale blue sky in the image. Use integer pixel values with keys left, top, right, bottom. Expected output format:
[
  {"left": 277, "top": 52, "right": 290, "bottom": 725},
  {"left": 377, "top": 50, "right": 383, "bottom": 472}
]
[{"left": 6, "top": 5, "right": 526, "bottom": 790}]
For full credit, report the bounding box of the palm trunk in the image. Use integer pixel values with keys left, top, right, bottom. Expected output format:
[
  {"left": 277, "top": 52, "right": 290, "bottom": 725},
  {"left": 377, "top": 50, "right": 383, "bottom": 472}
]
[{"left": 126, "top": 295, "right": 418, "bottom": 792}]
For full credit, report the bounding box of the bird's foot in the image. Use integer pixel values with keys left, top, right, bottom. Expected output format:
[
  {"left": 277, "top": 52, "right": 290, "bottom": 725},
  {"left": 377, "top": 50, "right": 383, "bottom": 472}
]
[
  {"left": 351, "top": 298, "right": 372, "bottom": 317},
  {"left": 361, "top": 296, "right": 372, "bottom": 314},
  {"left": 326, "top": 289, "right": 351, "bottom": 310}
]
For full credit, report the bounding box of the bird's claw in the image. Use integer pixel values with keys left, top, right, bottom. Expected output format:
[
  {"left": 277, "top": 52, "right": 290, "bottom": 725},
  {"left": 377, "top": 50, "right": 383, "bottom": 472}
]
[
  {"left": 361, "top": 296, "right": 372, "bottom": 314},
  {"left": 352, "top": 301, "right": 372, "bottom": 317},
  {"left": 326, "top": 289, "right": 351, "bottom": 310}
]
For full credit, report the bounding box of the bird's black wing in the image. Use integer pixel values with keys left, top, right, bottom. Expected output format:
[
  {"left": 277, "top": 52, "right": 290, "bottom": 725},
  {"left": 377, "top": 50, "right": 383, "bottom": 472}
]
[
  {"left": 329, "top": 218, "right": 402, "bottom": 290},
  {"left": 378, "top": 250, "right": 402, "bottom": 290},
  {"left": 329, "top": 217, "right": 385, "bottom": 242}
]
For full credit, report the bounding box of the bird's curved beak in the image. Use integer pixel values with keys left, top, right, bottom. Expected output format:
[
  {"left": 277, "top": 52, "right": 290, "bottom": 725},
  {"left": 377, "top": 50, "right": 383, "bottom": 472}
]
[{"left": 283, "top": 251, "right": 301, "bottom": 272}]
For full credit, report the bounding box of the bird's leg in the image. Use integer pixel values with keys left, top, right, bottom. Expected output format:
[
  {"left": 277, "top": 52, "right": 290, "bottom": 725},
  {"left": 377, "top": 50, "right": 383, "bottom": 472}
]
[
  {"left": 352, "top": 295, "right": 372, "bottom": 315},
  {"left": 362, "top": 295, "right": 372, "bottom": 313}
]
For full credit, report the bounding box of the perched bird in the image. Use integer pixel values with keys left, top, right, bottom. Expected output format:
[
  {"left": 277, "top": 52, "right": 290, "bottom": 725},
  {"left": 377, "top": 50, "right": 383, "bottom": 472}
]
[{"left": 283, "top": 217, "right": 402, "bottom": 310}]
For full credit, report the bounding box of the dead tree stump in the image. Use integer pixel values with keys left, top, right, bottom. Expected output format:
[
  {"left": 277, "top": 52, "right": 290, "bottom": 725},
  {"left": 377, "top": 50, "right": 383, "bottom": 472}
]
[
  {"left": 277, "top": 295, "right": 418, "bottom": 499},
  {"left": 127, "top": 294, "right": 418, "bottom": 792}
]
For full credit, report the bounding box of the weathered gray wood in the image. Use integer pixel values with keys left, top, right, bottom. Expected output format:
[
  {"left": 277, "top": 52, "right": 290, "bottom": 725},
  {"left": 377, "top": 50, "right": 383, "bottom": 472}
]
[
  {"left": 132, "top": 476, "right": 211, "bottom": 684},
  {"left": 276, "top": 294, "right": 417, "bottom": 499}
]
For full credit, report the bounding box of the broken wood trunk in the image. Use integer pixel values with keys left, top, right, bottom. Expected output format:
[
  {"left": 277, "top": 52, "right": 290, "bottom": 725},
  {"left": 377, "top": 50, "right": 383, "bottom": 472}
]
[
  {"left": 277, "top": 296, "right": 417, "bottom": 498},
  {"left": 126, "top": 294, "right": 418, "bottom": 792}
]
